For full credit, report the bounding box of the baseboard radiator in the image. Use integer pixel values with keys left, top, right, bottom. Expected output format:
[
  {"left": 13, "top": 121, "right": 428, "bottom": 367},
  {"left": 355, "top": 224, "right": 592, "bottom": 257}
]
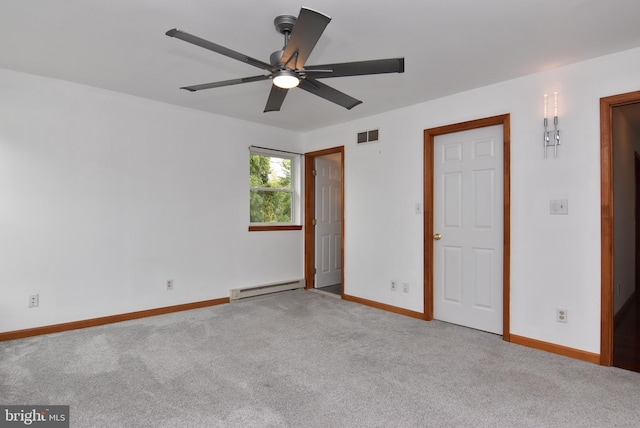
[{"left": 230, "top": 279, "right": 305, "bottom": 301}]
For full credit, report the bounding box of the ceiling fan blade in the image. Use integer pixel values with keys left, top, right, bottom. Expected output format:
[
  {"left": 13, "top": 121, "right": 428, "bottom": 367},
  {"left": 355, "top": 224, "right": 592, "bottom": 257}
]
[
  {"left": 304, "top": 58, "right": 405, "bottom": 78},
  {"left": 299, "top": 78, "right": 362, "bottom": 110},
  {"left": 166, "top": 29, "right": 273, "bottom": 72},
  {"left": 180, "top": 75, "right": 270, "bottom": 92},
  {"left": 280, "top": 8, "right": 331, "bottom": 70},
  {"left": 264, "top": 85, "right": 289, "bottom": 112}
]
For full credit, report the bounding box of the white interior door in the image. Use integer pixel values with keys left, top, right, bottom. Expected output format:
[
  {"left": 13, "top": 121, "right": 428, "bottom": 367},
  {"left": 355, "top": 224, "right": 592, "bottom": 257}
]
[
  {"left": 315, "top": 153, "right": 342, "bottom": 288},
  {"left": 433, "top": 124, "right": 503, "bottom": 334}
]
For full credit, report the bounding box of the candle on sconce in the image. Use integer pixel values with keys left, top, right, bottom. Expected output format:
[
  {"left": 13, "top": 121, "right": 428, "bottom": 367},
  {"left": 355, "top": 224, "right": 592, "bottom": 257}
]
[{"left": 543, "top": 92, "right": 560, "bottom": 158}]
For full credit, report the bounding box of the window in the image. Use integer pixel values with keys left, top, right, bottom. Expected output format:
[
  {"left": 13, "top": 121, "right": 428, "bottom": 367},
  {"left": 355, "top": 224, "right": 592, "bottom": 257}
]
[{"left": 249, "top": 148, "right": 301, "bottom": 231}]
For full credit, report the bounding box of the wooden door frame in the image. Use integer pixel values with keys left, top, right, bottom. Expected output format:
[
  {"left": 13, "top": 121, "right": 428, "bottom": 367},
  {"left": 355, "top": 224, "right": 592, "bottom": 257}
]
[
  {"left": 636, "top": 153, "right": 640, "bottom": 298},
  {"left": 600, "top": 90, "right": 640, "bottom": 365},
  {"left": 304, "top": 146, "right": 345, "bottom": 293},
  {"left": 423, "top": 114, "right": 511, "bottom": 341}
]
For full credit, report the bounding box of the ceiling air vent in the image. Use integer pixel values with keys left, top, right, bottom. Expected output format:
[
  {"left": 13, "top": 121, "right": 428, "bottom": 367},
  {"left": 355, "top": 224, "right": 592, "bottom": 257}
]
[{"left": 357, "top": 129, "right": 379, "bottom": 144}]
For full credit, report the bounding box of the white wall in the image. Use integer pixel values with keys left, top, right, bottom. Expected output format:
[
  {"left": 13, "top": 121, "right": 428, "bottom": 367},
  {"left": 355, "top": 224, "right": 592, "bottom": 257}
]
[
  {"left": 4, "top": 45, "right": 640, "bottom": 355},
  {"left": 613, "top": 106, "right": 640, "bottom": 314},
  {"left": 0, "top": 68, "right": 303, "bottom": 332},
  {"left": 302, "top": 47, "right": 640, "bottom": 354}
]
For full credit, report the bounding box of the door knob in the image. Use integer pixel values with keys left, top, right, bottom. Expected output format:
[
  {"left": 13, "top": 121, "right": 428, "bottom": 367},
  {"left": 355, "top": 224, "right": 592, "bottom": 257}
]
[{"left": 433, "top": 233, "right": 442, "bottom": 240}]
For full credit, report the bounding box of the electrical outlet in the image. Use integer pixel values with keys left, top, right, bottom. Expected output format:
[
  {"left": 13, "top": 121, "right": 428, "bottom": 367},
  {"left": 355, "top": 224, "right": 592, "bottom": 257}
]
[
  {"left": 390, "top": 281, "right": 397, "bottom": 291},
  {"left": 403, "top": 282, "right": 409, "bottom": 293},
  {"left": 29, "top": 294, "right": 39, "bottom": 308},
  {"left": 166, "top": 279, "right": 173, "bottom": 291},
  {"left": 557, "top": 308, "right": 567, "bottom": 323}
]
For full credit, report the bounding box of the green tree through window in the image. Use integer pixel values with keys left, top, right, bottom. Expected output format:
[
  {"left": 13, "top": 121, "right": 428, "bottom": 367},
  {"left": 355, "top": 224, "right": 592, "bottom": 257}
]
[{"left": 250, "top": 153, "right": 293, "bottom": 223}]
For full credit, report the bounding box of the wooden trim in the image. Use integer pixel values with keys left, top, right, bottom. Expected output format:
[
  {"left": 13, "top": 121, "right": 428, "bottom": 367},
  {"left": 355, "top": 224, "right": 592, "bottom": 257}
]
[
  {"left": 425, "top": 114, "right": 510, "bottom": 136},
  {"left": 304, "top": 153, "right": 315, "bottom": 289},
  {"left": 600, "top": 90, "right": 640, "bottom": 366},
  {"left": 423, "top": 130, "right": 434, "bottom": 321},
  {"left": 600, "top": 96, "right": 614, "bottom": 366},
  {"left": 343, "top": 294, "right": 425, "bottom": 320},
  {"left": 304, "top": 146, "right": 345, "bottom": 293},
  {"left": 502, "top": 118, "right": 512, "bottom": 342},
  {"left": 306, "top": 147, "right": 346, "bottom": 158},
  {"left": 0, "top": 297, "right": 230, "bottom": 342},
  {"left": 423, "top": 114, "right": 511, "bottom": 339},
  {"left": 510, "top": 334, "right": 600, "bottom": 365},
  {"left": 636, "top": 153, "right": 640, "bottom": 297},
  {"left": 248, "top": 225, "right": 302, "bottom": 232}
]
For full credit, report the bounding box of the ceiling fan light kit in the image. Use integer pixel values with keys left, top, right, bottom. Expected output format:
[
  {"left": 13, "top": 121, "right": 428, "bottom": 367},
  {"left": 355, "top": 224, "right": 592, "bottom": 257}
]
[
  {"left": 166, "top": 7, "right": 404, "bottom": 112},
  {"left": 272, "top": 69, "right": 300, "bottom": 89}
]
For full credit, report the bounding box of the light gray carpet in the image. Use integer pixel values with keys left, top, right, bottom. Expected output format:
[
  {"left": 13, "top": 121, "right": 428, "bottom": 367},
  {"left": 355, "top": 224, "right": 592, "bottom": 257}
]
[{"left": 2, "top": 289, "right": 640, "bottom": 427}]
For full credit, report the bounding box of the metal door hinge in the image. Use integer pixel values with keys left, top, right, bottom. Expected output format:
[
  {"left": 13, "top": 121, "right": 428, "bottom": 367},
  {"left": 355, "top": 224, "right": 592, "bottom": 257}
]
[
  {"left": 312, "top": 218, "right": 317, "bottom": 226},
  {"left": 312, "top": 169, "right": 317, "bottom": 176}
]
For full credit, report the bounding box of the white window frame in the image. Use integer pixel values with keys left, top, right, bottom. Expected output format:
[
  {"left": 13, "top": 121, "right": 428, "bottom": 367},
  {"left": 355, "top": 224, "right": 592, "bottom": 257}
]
[{"left": 249, "top": 147, "right": 301, "bottom": 229}]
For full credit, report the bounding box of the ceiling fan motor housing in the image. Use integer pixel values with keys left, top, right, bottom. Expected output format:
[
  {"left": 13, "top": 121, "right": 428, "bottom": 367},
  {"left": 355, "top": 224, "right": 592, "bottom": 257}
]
[{"left": 270, "top": 50, "right": 285, "bottom": 68}]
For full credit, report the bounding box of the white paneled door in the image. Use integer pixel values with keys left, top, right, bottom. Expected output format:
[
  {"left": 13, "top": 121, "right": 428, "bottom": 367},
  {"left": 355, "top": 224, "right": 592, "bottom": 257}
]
[
  {"left": 314, "top": 153, "right": 342, "bottom": 288},
  {"left": 433, "top": 125, "right": 503, "bottom": 334}
]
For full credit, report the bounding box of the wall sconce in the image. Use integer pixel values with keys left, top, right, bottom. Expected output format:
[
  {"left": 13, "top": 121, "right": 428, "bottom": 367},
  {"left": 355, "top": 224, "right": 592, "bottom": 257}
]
[{"left": 544, "top": 92, "right": 560, "bottom": 157}]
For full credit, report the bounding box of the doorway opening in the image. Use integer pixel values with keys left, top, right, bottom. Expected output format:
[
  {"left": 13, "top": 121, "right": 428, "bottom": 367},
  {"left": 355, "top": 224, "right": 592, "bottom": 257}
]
[
  {"left": 600, "top": 91, "right": 640, "bottom": 369},
  {"left": 304, "top": 146, "right": 345, "bottom": 296},
  {"left": 423, "top": 114, "right": 511, "bottom": 340}
]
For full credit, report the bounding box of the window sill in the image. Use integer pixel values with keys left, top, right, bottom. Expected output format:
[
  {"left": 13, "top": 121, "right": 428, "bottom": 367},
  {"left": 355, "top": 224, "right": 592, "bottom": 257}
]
[{"left": 248, "top": 225, "right": 303, "bottom": 232}]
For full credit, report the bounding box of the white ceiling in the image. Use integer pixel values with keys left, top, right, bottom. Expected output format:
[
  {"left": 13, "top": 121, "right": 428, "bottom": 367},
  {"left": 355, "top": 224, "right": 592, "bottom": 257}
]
[{"left": 2, "top": 0, "right": 640, "bottom": 132}]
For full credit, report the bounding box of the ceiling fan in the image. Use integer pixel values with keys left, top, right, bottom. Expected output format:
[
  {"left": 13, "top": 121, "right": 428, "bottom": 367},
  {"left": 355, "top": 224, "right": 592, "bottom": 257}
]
[{"left": 166, "top": 7, "right": 404, "bottom": 112}]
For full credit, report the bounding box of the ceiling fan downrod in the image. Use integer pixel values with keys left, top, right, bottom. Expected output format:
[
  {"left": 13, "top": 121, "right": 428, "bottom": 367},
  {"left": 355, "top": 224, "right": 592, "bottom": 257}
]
[{"left": 272, "top": 14, "right": 297, "bottom": 68}]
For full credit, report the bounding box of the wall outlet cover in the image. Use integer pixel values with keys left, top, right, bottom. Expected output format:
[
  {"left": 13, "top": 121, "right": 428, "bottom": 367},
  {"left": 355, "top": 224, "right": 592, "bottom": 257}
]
[
  {"left": 557, "top": 308, "right": 568, "bottom": 323},
  {"left": 28, "top": 294, "right": 39, "bottom": 308}
]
